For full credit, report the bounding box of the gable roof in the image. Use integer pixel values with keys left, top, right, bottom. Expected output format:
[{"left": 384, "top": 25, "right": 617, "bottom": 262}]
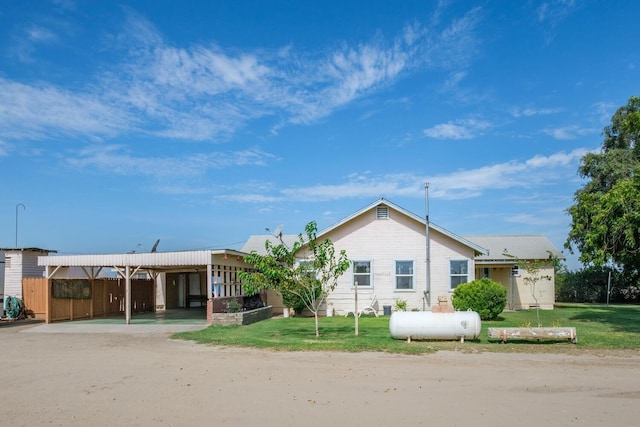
[
  {"left": 243, "top": 199, "right": 487, "bottom": 256},
  {"left": 463, "top": 235, "right": 564, "bottom": 263},
  {"left": 316, "top": 198, "right": 487, "bottom": 255}
]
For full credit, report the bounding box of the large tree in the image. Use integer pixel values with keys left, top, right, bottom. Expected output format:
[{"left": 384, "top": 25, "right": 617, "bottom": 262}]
[
  {"left": 239, "top": 221, "right": 350, "bottom": 337},
  {"left": 566, "top": 96, "right": 640, "bottom": 270}
]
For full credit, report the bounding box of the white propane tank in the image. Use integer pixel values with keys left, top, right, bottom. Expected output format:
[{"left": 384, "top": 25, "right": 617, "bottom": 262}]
[{"left": 389, "top": 311, "right": 482, "bottom": 341}]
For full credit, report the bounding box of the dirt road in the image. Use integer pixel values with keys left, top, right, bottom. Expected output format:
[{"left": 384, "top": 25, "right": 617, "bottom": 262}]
[{"left": 1, "top": 321, "right": 638, "bottom": 426}]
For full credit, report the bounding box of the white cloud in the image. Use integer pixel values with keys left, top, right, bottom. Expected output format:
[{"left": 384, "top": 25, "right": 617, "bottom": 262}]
[
  {"left": 429, "top": 148, "right": 588, "bottom": 199},
  {"left": 2, "top": 6, "right": 484, "bottom": 144},
  {"left": 0, "top": 140, "right": 9, "bottom": 156},
  {"left": 535, "top": 0, "right": 577, "bottom": 43},
  {"left": 232, "top": 148, "right": 588, "bottom": 203},
  {"left": 26, "top": 25, "right": 58, "bottom": 43},
  {"left": 0, "top": 78, "right": 129, "bottom": 140},
  {"left": 542, "top": 125, "right": 594, "bottom": 140},
  {"left": 423, "top": 118, "right": 492, "bottom": 139},
  {"left": 66, "top": 145, "right": 276, "bottom": 177},
  {"left": 510, "top": 106, "right": 562, "bottom": 117}
]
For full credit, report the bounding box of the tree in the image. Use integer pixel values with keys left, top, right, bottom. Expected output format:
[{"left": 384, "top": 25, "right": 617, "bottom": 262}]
[
  {"left": 566, "top": 96, "right": 640, "bottom": 270},
  {"left": 239, "top": 221, "right": 350, "bottom": 337},
  {"left": 504, "top": 251, "right": 559, "bottom": 327}
]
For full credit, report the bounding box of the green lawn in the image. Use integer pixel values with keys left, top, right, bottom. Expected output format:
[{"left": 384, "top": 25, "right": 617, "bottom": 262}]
[{"left": 173, "top": 304, "right": 640, "bottom": 354}]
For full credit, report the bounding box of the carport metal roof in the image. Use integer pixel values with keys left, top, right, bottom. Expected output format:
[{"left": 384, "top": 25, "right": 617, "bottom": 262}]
[{"left": 38, "top": 249, "right": 250, "bottom": 324}]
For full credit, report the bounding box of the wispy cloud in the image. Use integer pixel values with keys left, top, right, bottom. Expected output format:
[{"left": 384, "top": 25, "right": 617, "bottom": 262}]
[
  {"left": 510, "top": 106, "right": 563, "bottom": 117},
  {"left": 535, "top": 0, "right": 577, "bottom": 43},
  {"left": 2, "top": 5, "right": 483, "bottom": 144},
  {"left": 66, "top": 145, "right": 276, "bottom": 177},
  {"left": 0, "top": 78, "right": 129, "bottom": 140},
  {"left": 227, "top": 148, "right": 589, "bottom": 203},
  {"left": 0, "top": 140, "right": 9, "bottom": 157},
  {"left": 542, "top": 125, "right": 594, "bottom": 140},
  {"left": 423, "top": 118, "right": 492, "bottom": 139},
  {"left": 430, "top": 148, "right": 588, "bottom": 199}
]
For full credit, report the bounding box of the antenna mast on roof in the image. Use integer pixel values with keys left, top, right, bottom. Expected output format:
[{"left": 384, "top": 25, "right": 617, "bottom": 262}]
[
  {"left": 266, "top": 224, "right": 285, "bottom": 245},
  {"left": 424, "top": 182, "right": 431, "bottom": 309}
]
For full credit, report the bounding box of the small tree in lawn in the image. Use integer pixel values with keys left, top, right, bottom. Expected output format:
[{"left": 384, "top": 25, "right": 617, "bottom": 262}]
[
  {"left": 240, "top": 221, "right": 350, "bottom": 337},
  {"left": 504, "top": 251, "right": 560, "bottom": 327}
]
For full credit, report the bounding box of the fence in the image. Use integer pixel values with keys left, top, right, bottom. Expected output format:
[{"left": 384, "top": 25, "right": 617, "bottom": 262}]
[{"left": 22, "top": 277, "right": 154, "bottom": 323}]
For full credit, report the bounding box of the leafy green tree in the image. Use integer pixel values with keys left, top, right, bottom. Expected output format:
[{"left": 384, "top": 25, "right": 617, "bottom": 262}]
[
  {"left": 566, "top": 96, "right": 640, "bottom": 269},
  {"left": 240, "top": 221, "right": 350, "bottom": 337}
]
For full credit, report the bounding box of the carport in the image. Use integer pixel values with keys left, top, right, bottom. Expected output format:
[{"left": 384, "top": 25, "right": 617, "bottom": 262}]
[{"left": 38, "top": 250, "right": 253, "bottom": 324}]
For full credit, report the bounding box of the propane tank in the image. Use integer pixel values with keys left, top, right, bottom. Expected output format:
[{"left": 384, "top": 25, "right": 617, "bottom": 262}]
[{"left": 389, "top": 310, "right": 481, "bottom": 341}]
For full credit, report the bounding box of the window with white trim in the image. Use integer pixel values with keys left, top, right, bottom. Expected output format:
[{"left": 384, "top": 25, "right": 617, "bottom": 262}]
[
  {"left": 353, "top": 261, "right": 372, "bottom": 287},
  {"left": 450, "top": 259, "right": 469, "bottom": 289},
  {"left": 395, "top": 260, "right": 414, "bottom": 290}
]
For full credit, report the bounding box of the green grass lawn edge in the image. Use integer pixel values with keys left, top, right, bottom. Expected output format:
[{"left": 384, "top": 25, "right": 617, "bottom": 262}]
[{"left": 173, "top": 304, "right": 640, "bottom": 355}]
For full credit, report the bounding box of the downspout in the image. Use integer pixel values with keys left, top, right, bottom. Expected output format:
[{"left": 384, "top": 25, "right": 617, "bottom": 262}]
[{"left": 424, "top": 182, "right": 431, "bottom": 310}]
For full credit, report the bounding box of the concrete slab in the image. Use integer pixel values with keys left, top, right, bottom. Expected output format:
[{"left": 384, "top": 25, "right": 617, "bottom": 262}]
[{"left": 23, "top": 322, "right": 208, "bottom": 334}]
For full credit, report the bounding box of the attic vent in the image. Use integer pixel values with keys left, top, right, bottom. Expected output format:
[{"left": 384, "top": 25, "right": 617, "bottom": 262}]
[{"left": 376, "top": 206, "right": 389, "bottom": 220}]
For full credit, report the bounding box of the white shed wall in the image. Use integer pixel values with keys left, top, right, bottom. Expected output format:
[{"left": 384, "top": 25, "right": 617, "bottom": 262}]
[
  {"left": 3, "top": 252, "right": 23, "bottom": 298},
  {"left": 3, "top": 250, "right": 51, "bottom": 298}
]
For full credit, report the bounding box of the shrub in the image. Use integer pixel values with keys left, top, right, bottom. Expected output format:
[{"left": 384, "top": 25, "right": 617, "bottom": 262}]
[
  {"left": 226, "top": 299, "right": 241, "bottom": 313},
  {"left": 451, "top": 278, "right": 507, "bottom": 320},
  {"left": 394, "top": 299, "right": 407, "bottom": 311}
]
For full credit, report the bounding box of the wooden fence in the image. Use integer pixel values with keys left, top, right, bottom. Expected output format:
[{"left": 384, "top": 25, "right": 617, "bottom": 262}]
[{"left": 22, "top": 277, "right": 154, "bottom": 323}]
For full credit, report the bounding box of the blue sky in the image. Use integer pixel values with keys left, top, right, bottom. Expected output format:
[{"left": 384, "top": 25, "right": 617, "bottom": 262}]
[{"left": 1, "top": 1, "right": 638, "bottom": 268}]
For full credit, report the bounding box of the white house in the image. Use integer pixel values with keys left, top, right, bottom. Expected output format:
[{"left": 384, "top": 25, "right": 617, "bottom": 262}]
[
  {"left": 242, "top": 198, "right": 564, "bottom": 315},
  {"left": 463, "top": 235, "right": 563, "bottom": 310},
  {"left": 243, "top": 199, "right": 487, "bottom": 315}
]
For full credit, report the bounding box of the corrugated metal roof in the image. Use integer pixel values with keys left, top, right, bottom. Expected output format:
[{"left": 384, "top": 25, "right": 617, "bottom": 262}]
[
  {"left": 38, "top": 249, "right": 249, "bottom": 268},
  {"left": 0, "top": 247, "right": 57, "bottom": 253},
  {"left": 463, "top": 235, "right": 564, "bottom": 262}
]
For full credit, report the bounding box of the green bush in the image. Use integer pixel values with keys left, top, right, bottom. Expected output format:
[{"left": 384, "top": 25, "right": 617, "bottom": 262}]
[{"left": 451, "top": 278, "right": 507, "bottom": 320}]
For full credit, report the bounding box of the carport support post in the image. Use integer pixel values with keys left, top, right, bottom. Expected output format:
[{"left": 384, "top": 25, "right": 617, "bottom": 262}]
[{"left": 125, "top": 265, "right": 131, "bottom": 325}]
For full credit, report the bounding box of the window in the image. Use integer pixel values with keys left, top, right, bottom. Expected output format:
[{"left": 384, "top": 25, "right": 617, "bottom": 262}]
[
  {"left": 376, "top": 206, "right": 389, "bottom": 220},
  {"left": 395, "top": 260, "right": 414, "bottom": 290},
  {"left": 450, "top": 260, "right": 469, "bottom": 289},
  {"left": 353, "top": 261, "right": 372, "bottom": 287},
  {"left": 482, "top": 267, "right": 490, "bottom": 278},
  {"left": 298, "top": 260, "right": 316, "bottom": 278}
]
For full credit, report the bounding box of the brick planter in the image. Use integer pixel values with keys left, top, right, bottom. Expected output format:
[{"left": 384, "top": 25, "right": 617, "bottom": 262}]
[{"left": 211, "top": 306, "right": 273, "bottom": 326}]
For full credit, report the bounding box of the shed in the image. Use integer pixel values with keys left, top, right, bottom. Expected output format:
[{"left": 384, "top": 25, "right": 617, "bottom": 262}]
[{"left": 0, "top": 248, "right": 57, "bottom": 299}]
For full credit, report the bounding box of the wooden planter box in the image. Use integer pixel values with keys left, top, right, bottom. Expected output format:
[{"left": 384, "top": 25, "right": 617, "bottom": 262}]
[{"left": 488, "top": 327, "right": 577, "bottom": 344}]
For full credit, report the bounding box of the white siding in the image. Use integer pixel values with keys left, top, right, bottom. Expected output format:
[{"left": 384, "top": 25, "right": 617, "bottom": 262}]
[
  {"left": 316, "top": 208, "right": 476, "bottom": 315},
  {"left": 513, "top": 265, "right": 556, "bottom": 310},
  {"left": 3, "top": 252, "right": 23, "bottom": 298},
  {"left": 2, "top": 250, "right": 47, "bottom": 299}
]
